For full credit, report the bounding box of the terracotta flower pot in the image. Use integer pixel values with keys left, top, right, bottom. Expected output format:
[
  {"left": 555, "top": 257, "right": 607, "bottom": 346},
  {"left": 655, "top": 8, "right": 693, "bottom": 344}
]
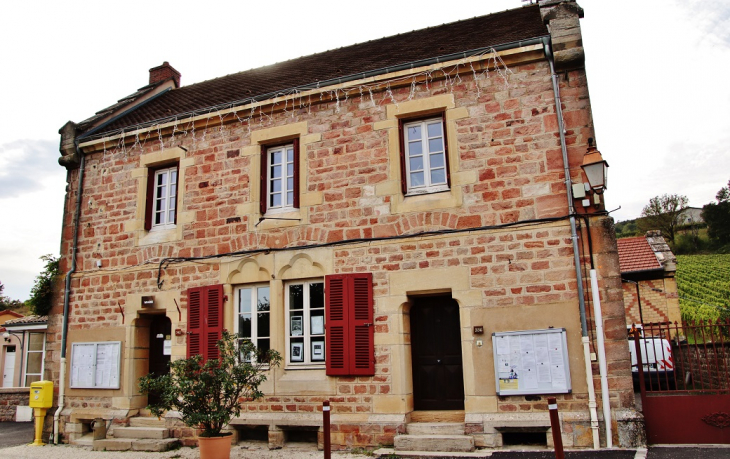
[{"left": 198, "top": 433, "right": 232, "bottom": 459}]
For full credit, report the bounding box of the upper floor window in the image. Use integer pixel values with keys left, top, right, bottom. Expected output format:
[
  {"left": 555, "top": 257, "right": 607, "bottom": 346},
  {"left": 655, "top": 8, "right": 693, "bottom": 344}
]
[
  {"left": 400, "top": 116, "right": 450, "bottom": 195},
  {"left": 260, "top": 140, "right": 300, "bottom": 215},
  {"left": 235, "top": 285, "right": 271, "bottom": 362},
  {"left": 145, "top": 164, "right": 178, "bottom": 230},
  {"left": 286, "top": 280, "right": 325, "bottom": 366}
]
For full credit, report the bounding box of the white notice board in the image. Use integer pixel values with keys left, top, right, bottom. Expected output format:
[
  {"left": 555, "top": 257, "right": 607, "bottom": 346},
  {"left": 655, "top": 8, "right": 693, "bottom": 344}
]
[
  {"left": 70, "top": 341, "right": 121, "bottom": 389},
  {"left": 492, "top": 328, "right": 571, "bottom": 396}
]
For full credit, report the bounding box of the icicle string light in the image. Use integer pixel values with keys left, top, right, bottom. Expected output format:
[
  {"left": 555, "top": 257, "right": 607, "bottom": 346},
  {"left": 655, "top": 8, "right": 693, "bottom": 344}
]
[{"left": 91, "top": 49, "right": 512, "bottom": 157}]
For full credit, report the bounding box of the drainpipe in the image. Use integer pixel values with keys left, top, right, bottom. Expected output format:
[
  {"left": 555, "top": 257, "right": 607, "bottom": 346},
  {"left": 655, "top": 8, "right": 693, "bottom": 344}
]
[
  {"left": 543, "top": 37, "right": 601, "bottom": 449},
  {"left": 590, "top": 270, "right": 613, "bottom": 448},
  {"left": 54, "top": 145, "right": 86, "bottom": 444}
]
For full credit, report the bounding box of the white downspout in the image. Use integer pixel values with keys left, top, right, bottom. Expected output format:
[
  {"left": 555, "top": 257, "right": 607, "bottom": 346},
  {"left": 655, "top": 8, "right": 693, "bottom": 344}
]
[{"left": 591, "top": 269, "right": 613, "bottom": 447}]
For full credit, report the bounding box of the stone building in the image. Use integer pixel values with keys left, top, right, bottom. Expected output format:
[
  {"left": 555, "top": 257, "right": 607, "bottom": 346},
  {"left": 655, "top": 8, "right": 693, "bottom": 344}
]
[{"left": 48, "top": 1, "right": 640, "bottom": 451}]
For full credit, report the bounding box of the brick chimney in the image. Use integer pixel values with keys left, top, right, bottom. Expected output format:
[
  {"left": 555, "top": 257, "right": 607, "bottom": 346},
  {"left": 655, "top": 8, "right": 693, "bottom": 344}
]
[{"left": 149, "top": 61, "right": 181, "bottom": 87}]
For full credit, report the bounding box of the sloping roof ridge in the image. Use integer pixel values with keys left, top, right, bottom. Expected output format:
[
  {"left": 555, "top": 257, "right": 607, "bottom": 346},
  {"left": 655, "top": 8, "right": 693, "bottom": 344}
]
[{"left": 168, "top": 5, "right": 538, "bottom": 92}]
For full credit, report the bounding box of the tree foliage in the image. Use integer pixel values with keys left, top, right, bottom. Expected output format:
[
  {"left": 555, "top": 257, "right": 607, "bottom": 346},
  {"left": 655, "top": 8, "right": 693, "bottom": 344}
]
[
  {"left": 0, "top": 281, "right": 26, "bottom": 312},
  {"left": 702, "top": 180, "right": 730, "bottom": 245},
  {"left": 639, "top": 194, "right": 689, "bottom": 244},
  {"left": 27, "top": 255, "right": 60, "bottom": 316},
  {"left": 139, "top": 331, "right": 281, "bottom": 437}
]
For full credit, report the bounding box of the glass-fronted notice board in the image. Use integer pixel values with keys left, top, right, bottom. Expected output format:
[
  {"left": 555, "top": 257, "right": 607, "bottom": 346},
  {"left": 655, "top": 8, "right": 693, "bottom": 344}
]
[
  {"left": 70, "top": 341, "right": 121, "bottom": 389},
  {"left": 492, "top": 328, "right": 571, "bottom": 396}
]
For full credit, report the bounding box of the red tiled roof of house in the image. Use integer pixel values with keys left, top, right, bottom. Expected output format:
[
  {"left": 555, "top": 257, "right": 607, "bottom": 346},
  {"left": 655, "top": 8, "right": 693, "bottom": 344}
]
[
  {"left": 82, "top": 5, "right": 547, "bottom": 137},
  {"left": 3, "top": 315, "right": 48, "bottom": 327},
  {"left": 617, "top": 237, "right": 662, "bottom": 273}
]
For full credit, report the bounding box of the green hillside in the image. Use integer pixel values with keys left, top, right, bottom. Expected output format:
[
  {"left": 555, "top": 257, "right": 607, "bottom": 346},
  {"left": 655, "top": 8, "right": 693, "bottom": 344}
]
[{"left": 676, "top": 254, "right": 730, "bottom": 322}]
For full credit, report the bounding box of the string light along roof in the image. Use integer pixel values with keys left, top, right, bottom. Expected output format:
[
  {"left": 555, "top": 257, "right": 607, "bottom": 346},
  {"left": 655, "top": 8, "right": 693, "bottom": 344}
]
[
  {"left": 617, "top": 237, "right": 663, "bottom": 273},
  {"left": 81, "top": 5, "right": 546, "bottom": 138}
]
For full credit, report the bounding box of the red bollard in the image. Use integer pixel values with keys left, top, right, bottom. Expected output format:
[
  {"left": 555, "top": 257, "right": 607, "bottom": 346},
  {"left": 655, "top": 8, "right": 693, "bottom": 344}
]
[
  {"left": 323, "top": 400, "right": 331, "bottom": 459},
  {"left": 548, "top": 397, "right": 564, "bottom": 459}
]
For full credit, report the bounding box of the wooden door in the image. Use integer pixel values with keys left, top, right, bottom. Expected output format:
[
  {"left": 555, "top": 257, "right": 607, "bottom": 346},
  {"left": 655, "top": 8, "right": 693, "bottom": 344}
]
[{"left": 411, "top": 296, "right": 464, "bottom": 410}]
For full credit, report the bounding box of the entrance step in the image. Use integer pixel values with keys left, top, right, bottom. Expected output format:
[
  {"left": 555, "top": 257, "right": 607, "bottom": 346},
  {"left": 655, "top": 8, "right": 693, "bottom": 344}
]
[
  {"left": 112, "top": 426, "right": 170, "bottom": 439},
  {"left": 406, "top": 422, "right": 465, "bottom": 436},
  {"left": 129, "top": 416, "right": 166, "bottom": 428},
  {"left": 93, "top": 438, "right": 180, "bottom": 452},
  {"left": 395, "top": 434, "right": 475, "bottom": 452}
]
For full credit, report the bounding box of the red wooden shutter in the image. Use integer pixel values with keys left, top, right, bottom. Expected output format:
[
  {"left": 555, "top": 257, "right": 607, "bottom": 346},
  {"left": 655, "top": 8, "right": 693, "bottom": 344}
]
[
  {"left": 186, "top": 284, "right": 224, "bottom": 361},
  {"left": 441, "top": 112, "right": 451, "bottom": 188},
  {"left": 205, "top": 285, "right": 224, "bottom": 361},
  {"left": 292, "top": 138, "right": 300, "bottom": 209},
  {"left": 350, "top": 273, "right": 374, "bottom": 375},
  {"left": 325, "top": 275, "right": 348, "bottom": 375},
  {"left": 260, "top": 145, "right": 268, "bottom": 215},
  {"left": 144, "top": 167, "right": 156, "bottom": 230},
  {"left": 398, "top": 118, "right": 407, "bottom": 195},
  {"left": 187, "top": 287, "right": 202, "bottom": 358},
  {"left": 325, "top": 273, "right": 374, "bottom": 376}
]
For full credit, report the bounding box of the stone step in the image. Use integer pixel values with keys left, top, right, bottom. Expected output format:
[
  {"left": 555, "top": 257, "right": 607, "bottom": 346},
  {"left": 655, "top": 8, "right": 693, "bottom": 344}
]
[
  {"left": 395, "top": 434, "right": 475, "bottom": 453},
  {"left": 93, "top": 438, "right": 180, "bottom": 452},
  {"left": 406, "top": 422, "right": 465, "bottom": 436},
  {"left": 129, "top": 416, "right": 166, "bottom": 428},
  {"left": 112, "top": 426, "right": 170, "bottom": 439}
]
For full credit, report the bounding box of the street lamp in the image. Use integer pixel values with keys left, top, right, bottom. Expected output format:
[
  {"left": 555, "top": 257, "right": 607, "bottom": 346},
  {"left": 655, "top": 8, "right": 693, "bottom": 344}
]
[{"left": 581, "top": 143, "right": 609, "bottom": 194}]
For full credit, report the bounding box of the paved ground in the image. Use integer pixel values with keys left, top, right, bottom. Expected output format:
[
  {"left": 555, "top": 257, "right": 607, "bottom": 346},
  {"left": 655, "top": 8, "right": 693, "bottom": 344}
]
[{"left": 1, "top": 422, "right": 728, "bottom": 458}]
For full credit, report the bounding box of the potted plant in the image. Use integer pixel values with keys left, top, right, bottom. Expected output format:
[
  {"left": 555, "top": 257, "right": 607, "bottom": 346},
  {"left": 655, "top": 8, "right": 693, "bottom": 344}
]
[{"left": 140, "top": 331, "right": 281, "bottom": 459}]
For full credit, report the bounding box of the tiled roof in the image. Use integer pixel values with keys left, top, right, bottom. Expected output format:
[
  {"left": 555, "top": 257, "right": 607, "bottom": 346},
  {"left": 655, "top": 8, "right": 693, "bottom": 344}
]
[
  {"left": 84, "top": 5, "right": 547, "bottom": 137},
  {"left": 617, "top": 237, "right": 662, "bottom": 273},
  {"left": 3, "top": 315, "right": 48, "bottom": 327}
]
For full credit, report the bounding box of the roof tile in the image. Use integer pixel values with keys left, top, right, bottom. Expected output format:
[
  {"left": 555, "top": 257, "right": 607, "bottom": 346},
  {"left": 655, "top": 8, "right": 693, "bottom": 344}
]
[{"left": 617, "top": 237, "right": 662, "bottom": 273}]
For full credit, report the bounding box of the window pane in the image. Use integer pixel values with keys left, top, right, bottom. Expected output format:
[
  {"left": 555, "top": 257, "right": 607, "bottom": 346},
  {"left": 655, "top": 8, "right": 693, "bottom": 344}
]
[
  {"left": 409, "top": 156, "right": 423, "bottom": 172},
  {"left": 271, "top": 193, "right": 281, "bottom": 207},
  {"left": 287, "top": 148, "right": 294, "bottom": 162},
  {"left": 239, "top": 314, "right": 251, "bottom": 338},
  {"left": 408, "top": 140, "right": 422, "bottom": 156},
  {"left": 310, "top": 282, "right": 324, "bottom": 309},
  {"left": 428, "top": 138, "right": 444, "bottom": 153},
  {"left": 25, "top": 375, "right": 41, "bottom": 386},
  {"left": 290, "top": 312, "right": 304, "bottom": 336},
  {"left": 407, "top": 125, "right": 422, "bottom": 141},
  {"left": 431, "top": 168, "right": 446, "bottom": 184},
  {"left": 427, "top": 122, "right": 442, "bottom": 137},
  {"left": 430, "top": 152, "right": 445, "bottom": 168},
  {"left": 289, "top": 284, "right": 303, "bottom": 310},
  {"left": 271, "top": 151, "right": 282, "bottom": 165},
  {"left": 257, "top": 338, "right": 270, "bottom": 355},
  {"left": 156, "top": 184, "right": 166, "bottom": 199},
  {"left": 157, "top": 198, "right": 166, "bottom": 212},
  {"left": 271, "top": 178, "right": 281, "bottom": 192},
  {"left": 271, "top": 165, "right": 282, "bottom": 180},
  {"left": 258, "top": 312, "right": 270, "bottom": 337},
  {"left": 171, "top": 170, "right": 177, "bottom": 183},
  {"left": 410, "top": 171, "right": 424, "bottom": 187},
  {"left": 287, "top": 191, "right": 293, "bottom": 205},
  {"left": 29, "top": 333, "right": 44, "bottom": 351},
  {"left": 239, "top": 289, "right": 252, "bottom": 314},
  {"left": 311, "top": 339, "right": 325, "bottom": 361},
  {"left": 310, "top": 309, "right": 325, "bottom": 335},
  {"left": 287, "top": 163, "right": 294, "bottom": 176},
  {"left": 287, "top": 177, "right": 294, "bottom": 191},
  {"left": 257, "top": 287, "right": 270, "bottom": 312},
  {"left": 157, "top": 173, "right": 166, "bottom": 186},
  {"left": 26, "top": 353, "right": 42, "bottom": 373}
]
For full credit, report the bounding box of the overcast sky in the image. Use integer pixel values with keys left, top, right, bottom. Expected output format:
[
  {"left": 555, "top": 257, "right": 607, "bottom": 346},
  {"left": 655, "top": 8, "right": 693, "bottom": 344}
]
[{"left": 1, "top": 0, "right": 728, "bottom": 301}]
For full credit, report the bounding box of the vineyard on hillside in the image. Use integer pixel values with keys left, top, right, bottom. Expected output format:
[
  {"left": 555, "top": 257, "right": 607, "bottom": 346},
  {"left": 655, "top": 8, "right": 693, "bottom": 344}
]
[{"left": 676, "top": 254, "right": 730, "bottom": 322}]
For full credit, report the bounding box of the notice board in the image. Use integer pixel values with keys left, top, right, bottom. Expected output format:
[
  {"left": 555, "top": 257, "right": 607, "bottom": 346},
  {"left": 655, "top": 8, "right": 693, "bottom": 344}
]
[
  {"left": 492, "top": 328, "right": 571, "bottom": 396},
  {"left": 70, "top": 341, "right": 121, "bottom": 389}
]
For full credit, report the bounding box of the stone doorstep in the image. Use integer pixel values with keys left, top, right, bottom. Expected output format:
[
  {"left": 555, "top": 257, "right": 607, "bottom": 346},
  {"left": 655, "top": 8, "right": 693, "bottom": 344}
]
[
  {"left": 375, "top": 447, "right": 492, "bottom": 458},
  {"left": 406, "top": 422, "right": 466, "bottom": 436},
  {"left": 93, "top": 438, "right": 180, "bottom": 452},
  {"left": 395, "top": 434, "right": 476, "bottom": 453},
  {"left": 112, "top": 426, "right": 170, "bottom": 439},
  {"left": 129, "top": 416, "right": 167, "bottom": 428}
]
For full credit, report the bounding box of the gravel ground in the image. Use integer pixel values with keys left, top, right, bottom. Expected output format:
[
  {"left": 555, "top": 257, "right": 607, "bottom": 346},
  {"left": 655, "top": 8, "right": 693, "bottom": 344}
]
[{"left": 1, "top": 442, "right": 371, "bottom": 459}]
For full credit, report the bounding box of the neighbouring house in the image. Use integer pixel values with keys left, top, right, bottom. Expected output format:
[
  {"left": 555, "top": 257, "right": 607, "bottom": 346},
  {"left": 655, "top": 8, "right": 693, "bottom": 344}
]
[
  {"left": 1, "top": 312, "right": 48, "bottom": 422},
  {"left": 48, "top": 1, "right": 640, "bottom": 451},
  {"left": 618, "top": 231, "right": 680, "bottom": 332}
]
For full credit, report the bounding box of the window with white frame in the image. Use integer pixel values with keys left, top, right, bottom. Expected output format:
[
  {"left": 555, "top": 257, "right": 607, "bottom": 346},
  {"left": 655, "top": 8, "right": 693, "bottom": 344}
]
[
  {"left": 403, "top": 118, "right": 449, "bottom": 194},
  {"left": 235, "top": 285, "right": 270, "bottom": 362},
  {"left": 267, "top": 144, "right": 295, "bottom": 211},
  {"left": 151, "top": 166, "right": 178, "bottom": 228},
  {"left": 286, "top": 280, "right": 325, "bottom": 366},
  {"left": 24, "top": 332, "right": 45, "bottom": 386}
]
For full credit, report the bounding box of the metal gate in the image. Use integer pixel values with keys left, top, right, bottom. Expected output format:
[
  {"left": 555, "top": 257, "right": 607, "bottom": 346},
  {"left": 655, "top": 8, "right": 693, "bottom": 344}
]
[{"left": 632, "top": 320, "right": 730, "bottom": 444}]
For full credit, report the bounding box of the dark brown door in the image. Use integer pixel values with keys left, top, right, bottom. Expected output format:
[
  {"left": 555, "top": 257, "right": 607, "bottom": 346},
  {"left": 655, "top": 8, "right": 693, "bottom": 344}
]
[
  {"left": 411, "top": 296, "right": 464, "bottom": 410},
  {"left": 148, "top": 315, "right": 171, "bottom": 405}
]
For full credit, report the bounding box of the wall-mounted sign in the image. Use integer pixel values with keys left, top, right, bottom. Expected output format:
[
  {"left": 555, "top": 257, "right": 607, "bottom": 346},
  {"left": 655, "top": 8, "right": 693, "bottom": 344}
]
[
  {"left": 70, "top": 341, "right": 121, "bottom": 389},
  {"left": 141, "top": 296, "right": 155, "bottom": 308},
  {"left": 492, "top": 328, "right": 571, "bottom": 396}
]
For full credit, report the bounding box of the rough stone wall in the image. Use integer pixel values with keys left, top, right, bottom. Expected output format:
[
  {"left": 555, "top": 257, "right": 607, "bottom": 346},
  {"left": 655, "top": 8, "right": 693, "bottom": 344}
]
[{"left": 0, "top": 388, "right": 29, "bottom": 421}]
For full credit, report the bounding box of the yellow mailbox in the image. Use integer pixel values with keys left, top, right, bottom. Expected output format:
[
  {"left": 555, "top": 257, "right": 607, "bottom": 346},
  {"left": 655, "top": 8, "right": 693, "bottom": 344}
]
[
  {"left": 29, "top": 380, "right": 53, "bottom": 446},
  {"left": 29, "top": 380, "right": 53, "bottom": 408}
]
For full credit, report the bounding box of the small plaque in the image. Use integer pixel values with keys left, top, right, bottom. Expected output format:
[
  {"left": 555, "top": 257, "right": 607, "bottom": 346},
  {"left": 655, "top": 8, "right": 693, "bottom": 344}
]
[
  {"left": 141, "top": 296, "right": 155, "bottom": 308},
  {"left": 473, "top": 326, "right": 484, "bottom": 334}
]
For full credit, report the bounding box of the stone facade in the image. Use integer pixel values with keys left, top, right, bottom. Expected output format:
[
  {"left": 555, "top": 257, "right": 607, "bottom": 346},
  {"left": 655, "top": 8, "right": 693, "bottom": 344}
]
[{"left": 47, "top": 2, "right": 640, "bottom": 450}]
